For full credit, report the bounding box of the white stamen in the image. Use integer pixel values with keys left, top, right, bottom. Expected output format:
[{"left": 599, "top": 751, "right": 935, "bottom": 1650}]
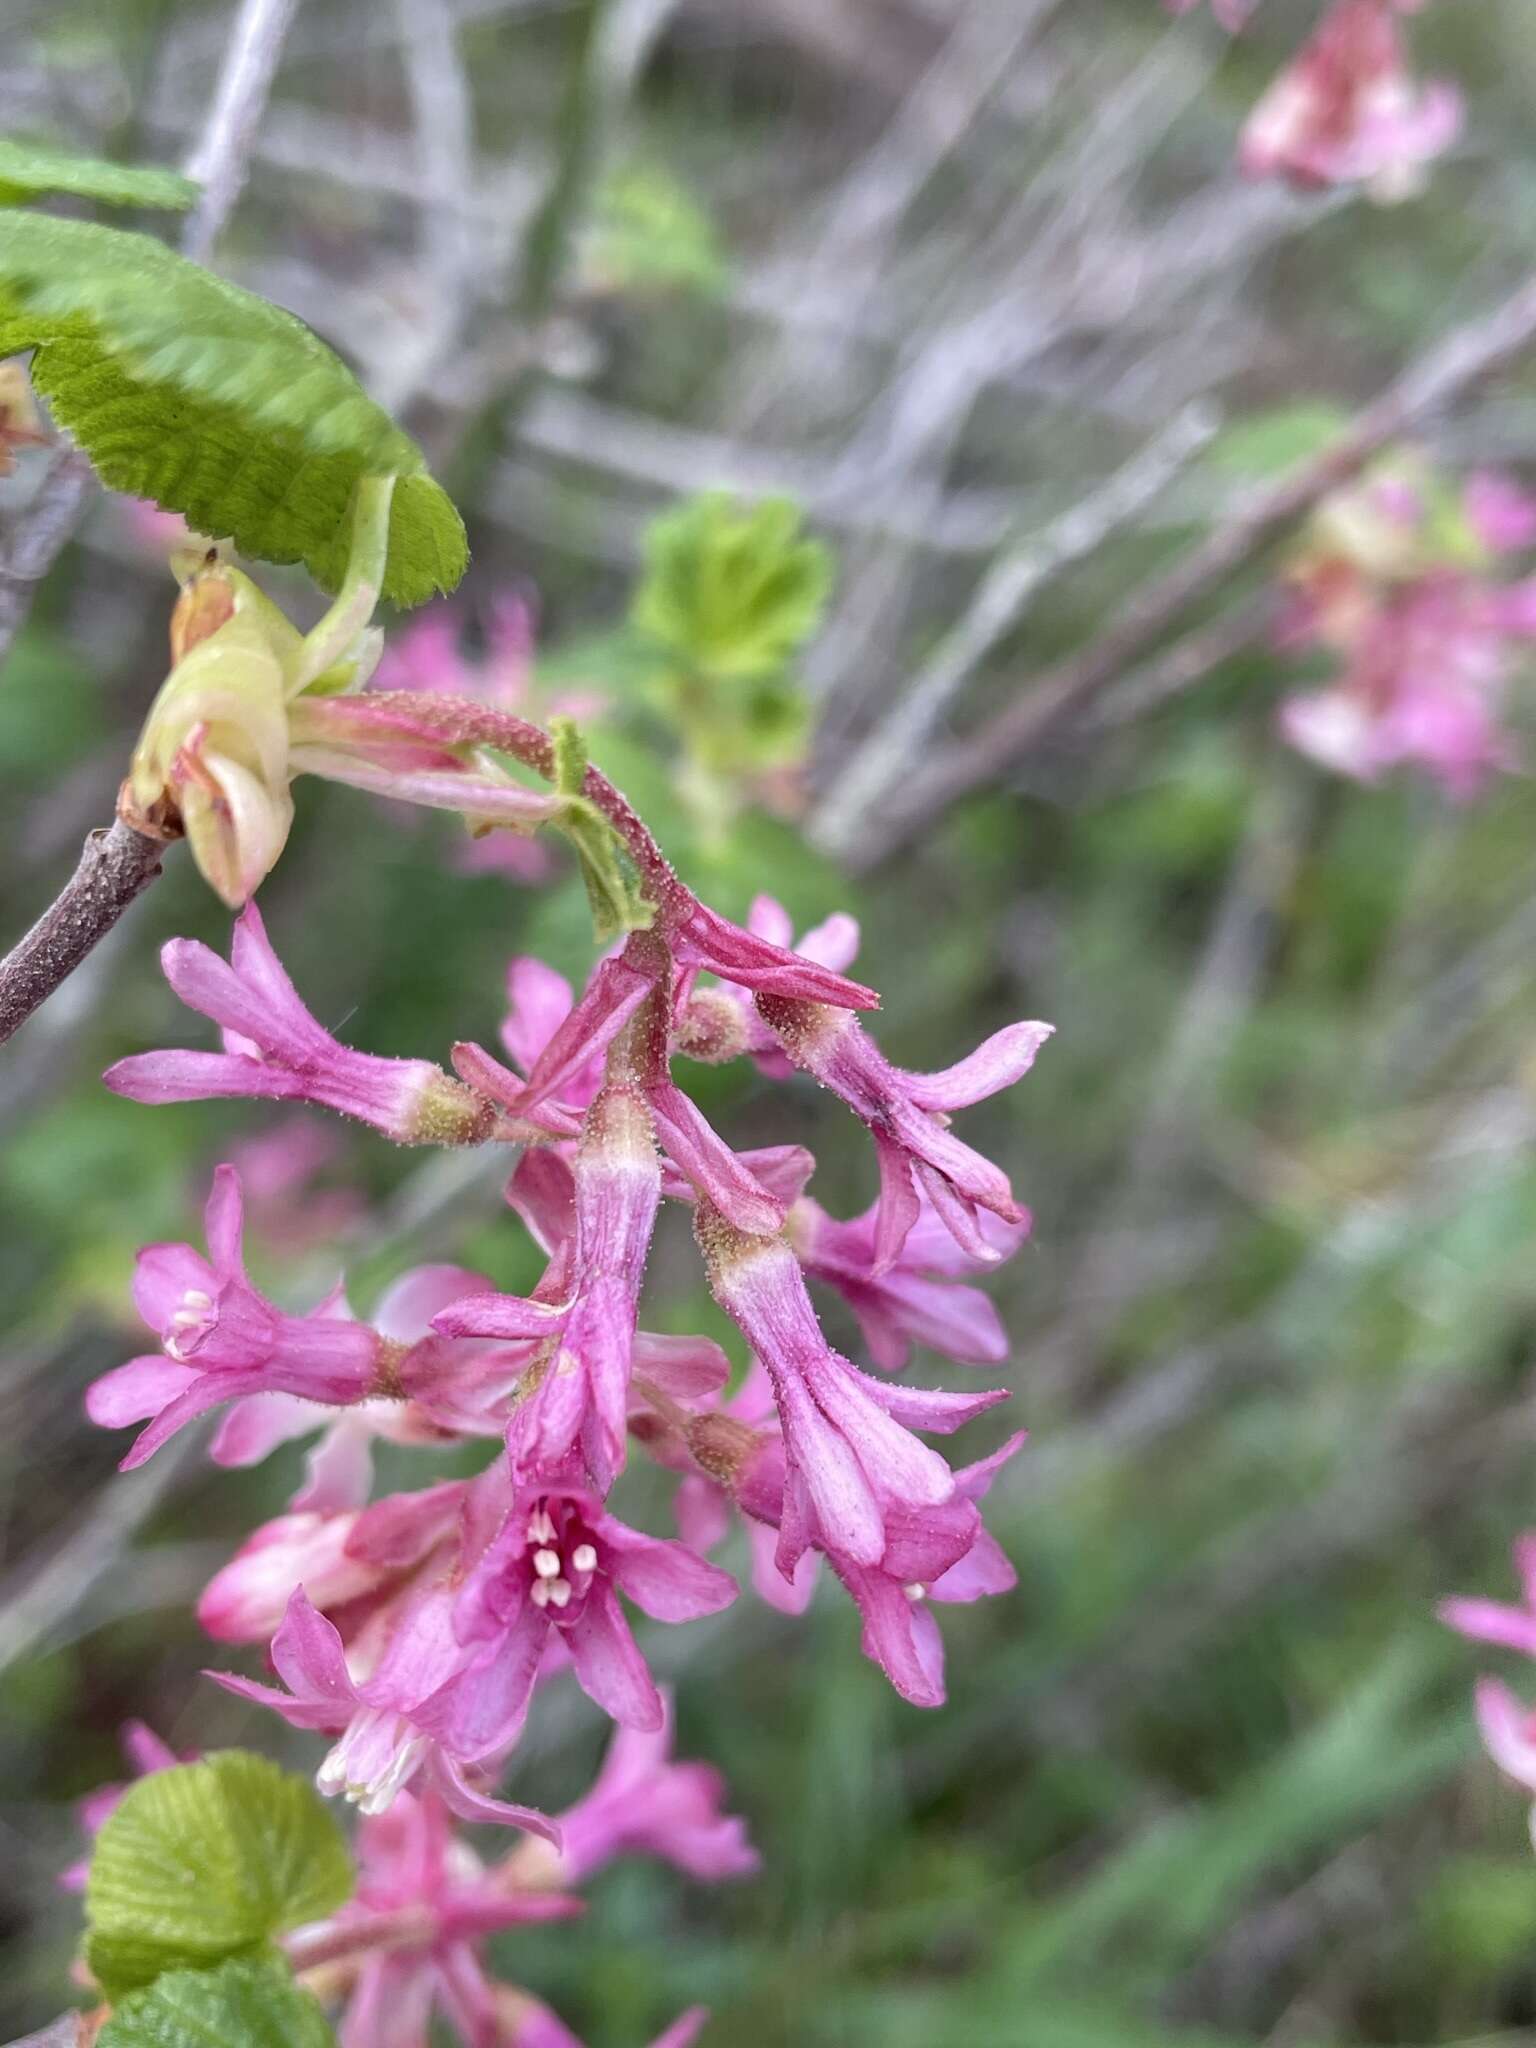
[
  {"left": 526, "top": 1508, "right": 556, "bottom": 1545},
  {"left": 532, "top": 1548, "right": 561, "bottom": 1579},
  {"left": 546, "top": 1578, "right": 571, "bottom": 1609},
  {"left": 570, "top": 1544, "right": 598, "bottom": 1575},
  {"left": 530, "top": 1579, "right": 552, "bottom": 1608},
  {"left": 903, "top": 1583, "right": 927, "bottom": 1602}
]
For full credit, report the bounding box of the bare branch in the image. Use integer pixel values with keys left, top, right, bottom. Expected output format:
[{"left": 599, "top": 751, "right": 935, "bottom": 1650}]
[
  {"left": 0, "top": 818, "right": 173, "bottom": 1051},
  {"left": 852, "top": 268, "right": 1536, "bottom": 868},
  {"left": 811, "top": 401, "right": 1221, "bottom": 856},
  {"left": 180, "top": 0, "right": 304, "bottom": 264}
]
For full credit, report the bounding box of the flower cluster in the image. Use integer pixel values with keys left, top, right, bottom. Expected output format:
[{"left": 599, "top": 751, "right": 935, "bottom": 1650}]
[
  {"left": 1273, "top": 461, "right": 1536, "bottom": 798},
  {"left": 1170, "top": 0, "right": 1460, "bottom": 201},
  {"left": 88, "top": 646, "right": 1047, "bottom": 2044}
]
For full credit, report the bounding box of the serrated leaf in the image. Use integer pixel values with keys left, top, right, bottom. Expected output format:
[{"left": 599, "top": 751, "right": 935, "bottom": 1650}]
[
  {"left": 0, "top": 138, "right": 198, "bottom": 212},
  {"left": 97, "top": 1957, "right": 336, "bottom": 2048},
  {"left": 632, "top": 492, "right": 832, "bottom": 681},
  {"left": 0, "top": 212, "right": 466, "bottom": 605},
  {"left": 85, "top": 1751, "right": 353, "bottom": 1999}
]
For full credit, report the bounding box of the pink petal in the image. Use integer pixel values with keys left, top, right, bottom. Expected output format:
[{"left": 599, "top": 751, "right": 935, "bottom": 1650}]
[
  {"left": 373, "top": 1264, "right": 490, "bottom": 1343},
  {"left": 434, "top": 1750, "right": 561, "bottom": 1844},
  {"left": 647, "top": 1083, "right": 785, "bottom": 1236},
  {"left": 502, "top": 957, "right": 577, "bottom": 1076},
  {"left": 203, "top": 1668, "right": 350, "bottom": 1731},
  {"left": 602, "top": 1522, "right": 739, "bottom": 1622},
  {"left": 271, "top": 1587, "right": 357, "bottom": 1707},
  {"left": 1438, "top": 1597, "right": 1536, "bottom": 1659},
  {"left": 648, "top": 2011, "right": 711, "bottom": 2048},
  {"left": 1474, "top": 1676, "right": 1536, "bottom": 1793},
  {"left": 434, "top": 1291, "right": 572, "bottom": 1340},
  {"left": 202, "top": 1165, "right": 246, "bottom": 1275},
  {"left": 904, "top": 1021, "right": 1053, "bottom": 1113},
  {"left": 631, "top": 1331, "right": 731, "bottom": 1402},
  {"left": 566, "top": 1585, "right": 664, "bottom": 1730},
  {"left": 86, "top": 1354, "right": 199, "bottom": 1428}
]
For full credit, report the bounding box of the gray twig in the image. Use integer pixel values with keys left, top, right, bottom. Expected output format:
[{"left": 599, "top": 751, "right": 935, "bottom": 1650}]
[
  {"left": 0, "top": 818, "right": 172, "bottom": 1051},
  {"left": 854, "top": 268, "right": 1536, "bottom": 867},
  {"left": 179, "top": 0, "right": 304, "bottom": 264},
  {"left": 812, "top": 401, "right": 1220, "bottom": 856}
]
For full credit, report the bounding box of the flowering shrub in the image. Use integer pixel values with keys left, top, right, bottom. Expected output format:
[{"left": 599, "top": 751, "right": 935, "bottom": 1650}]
[{"left": 0, "top": 144, "right": 1044, "bottom": 2042}]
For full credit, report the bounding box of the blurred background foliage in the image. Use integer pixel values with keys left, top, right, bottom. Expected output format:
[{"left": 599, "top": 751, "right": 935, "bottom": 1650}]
[{"left": 5, "top": 0, "right": 1536, "bottom": 2042}]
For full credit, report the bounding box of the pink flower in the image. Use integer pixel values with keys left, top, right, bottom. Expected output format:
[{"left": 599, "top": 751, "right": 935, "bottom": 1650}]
[
  {"left": 546, "top": 1691, "right": 758, "bottom": 1885},
  {"left": 61, "top": 1722, "right": 182, "bottom": 1890},
  {"left": 1279, "top": 573, "right": 1517, "bottom": 799},
  {"left": 753, "top": 996, "right": 1050, "bottom": 1268},
  {"left": 695, "top": 1207, "right": 1007, "bottom": 1582},
  {"left": 826, "top": 1431, "right": 1025, "bottom": 1708},
  {"left": 207, "top": 1265, "right": 505, "bottom": 1510},
  {"left": 104, "top": 903, "right": 507, "bottom": 1145},
  {"left": 1471, "top": 1677, "right": 1536, "bottom": 1802},
  {"left": 85, "top": 1167, "right": 384, "bottom": 1468},
  {"left": 1239, "top": 0, "right": 1461, "bottom": 199},
  {"left": 299, "top": 1790, "right": 581, "bottom": 2048},
  {"left": 225, "top": 1115, "right": 363, "bottom": 1252},
  {"left": 435, "top": 1084, "right": 662, "bottom": 1492},
  {"left": 1440, "top": 1534, "right": 1536, "bottom": 1661},
  {"left": 208, "top": 1584, "right": 557, "bottom": 1834},
  {"left": 676, "top": 896, "right": 862, "bottom": 1079},
  {"left": 789, "top": 1187, "right": 1027, "bottom": 1372},
  {"left": 288, "top": 691, "right": 567, "bottom": 838},
  {"left": 198, "top": 1508, "right": 385, "bottom": 1642},
  {"left": 445, "top": 1474, "right": 737, "bottom": 1757},
  {"left": 1465, "top": 472, "right": 1536, "bottom": 557}
]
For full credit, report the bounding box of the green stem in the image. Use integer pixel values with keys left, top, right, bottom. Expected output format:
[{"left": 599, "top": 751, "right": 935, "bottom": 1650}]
[{"left": 294, "top": 473, "right": 396, "bottom": 691}]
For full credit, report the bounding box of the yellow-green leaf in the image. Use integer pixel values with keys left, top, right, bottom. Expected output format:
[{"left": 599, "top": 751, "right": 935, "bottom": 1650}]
[
  {"left": 0, "top": 212, "right": 466, "bottom": 606},
  {"left": 85, "top": 1752, "right": 353, "bottom": 2000}
]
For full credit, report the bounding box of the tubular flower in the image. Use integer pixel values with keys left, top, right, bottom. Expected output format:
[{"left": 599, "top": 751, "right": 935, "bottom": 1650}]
[
  {"left": 298, "top": 1790, "right": 580, "bottom": 2048},
  {"left": 753, "top": 996, "right": 1050, "bottom": 1268},
  {"left": 208, "top": 1584, "right": 558, "bottom": 1835},
  {"left": 696, "top": 1204, "right": 1006, "bottom": 1581},
  {"left": 1239, "top": 0, "right": 1460, "bottom": 199},
  {"left": 84, "top": 1166, "right": 387, "bottom": 1468},
  {"left": 445, "top": 1475, "right": 737, "bottom": 1758},
  {"left": 104, "top": 902, "right": 510, "bottom": 1144},
  {"left": 499, "top": 1691, "right": 758, "bottom": 1888},
  {"left": 435, "top": 1083, "right": 662, "bottom": 1492},
  {"left": 826, "top": 1431, "right": 1026, "bottom": 1708}
]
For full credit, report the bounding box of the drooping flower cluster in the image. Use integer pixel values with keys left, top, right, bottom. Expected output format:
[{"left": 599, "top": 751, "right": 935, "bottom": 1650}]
[
  {"left": 1273, "top": 461, "right": 1536, "bottom": 798},
  {"left": 1169, "top": 0, "right": 1460, "bottom": 201},
  {"left": 87, "top": 629, "right": 1048, "bottom": 2046}
]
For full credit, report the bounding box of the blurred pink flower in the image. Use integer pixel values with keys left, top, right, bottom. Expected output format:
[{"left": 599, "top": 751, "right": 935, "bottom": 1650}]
[
  {"left": 547, "top": 1691, "right": 758, "bottom": 1885},
  {"left": 1240, "top": 0, "right": 1460, "bottom": 199},
  {"left": 60, "top": 1723, "right": 182, "bottom": 1891}
]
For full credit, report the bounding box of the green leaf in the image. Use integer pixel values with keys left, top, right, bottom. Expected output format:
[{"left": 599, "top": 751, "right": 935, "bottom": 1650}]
[
  {"left": 584, "top": 162, "right": 727, "bottom": 297},
  {"left": 85, "top": 1751, "right": 353, "bottom": 1999},
  {"left": 97, "top": 1957, "right": 336, "bottom": 2048},
  {"left": 0, "top": 212, "right": 466, "bottom": 605},
  {"left": 1207, "top": 402, "right": 1348, "bottom": 479},
  {"left": 632, "top": 492, "right": 833, "bottom": 681},
  {"left": 0, "top": 138, "right": 198, "bottom": 212}
]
